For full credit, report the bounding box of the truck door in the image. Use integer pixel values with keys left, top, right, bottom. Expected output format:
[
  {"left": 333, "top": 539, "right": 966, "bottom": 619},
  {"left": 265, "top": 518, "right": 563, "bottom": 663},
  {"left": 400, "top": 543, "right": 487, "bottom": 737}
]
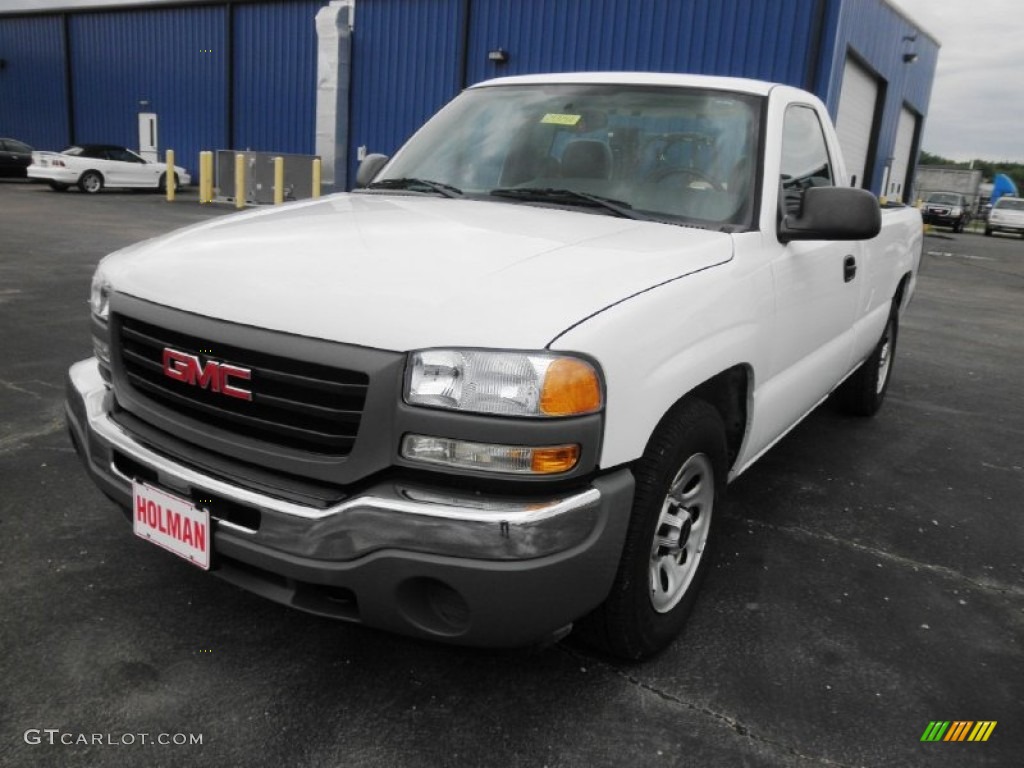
[{"left": 751, "top": 103, "right": 861, "bottom": 450}]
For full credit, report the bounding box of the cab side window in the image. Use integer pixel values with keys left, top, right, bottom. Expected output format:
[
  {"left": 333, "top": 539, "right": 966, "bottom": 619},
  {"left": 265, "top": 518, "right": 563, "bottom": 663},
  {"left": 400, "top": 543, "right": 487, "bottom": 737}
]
[{"left": 780, "top": 105, "right": 834, "bottom": 215}]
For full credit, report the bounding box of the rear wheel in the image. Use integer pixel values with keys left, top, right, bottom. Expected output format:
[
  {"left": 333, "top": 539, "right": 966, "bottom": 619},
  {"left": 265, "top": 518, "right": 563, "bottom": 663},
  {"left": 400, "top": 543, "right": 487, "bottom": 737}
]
[
  {"left": 47, "top": 181, "right": 69, "bottom": 192},
  {"left": 837, "top": 309, "right": 898, "bottom": 417},
  {"left": 581, "top": 399, "right": 726, "bottom": 660},
  {"left": 78, "top": 171, "right": 103, "bottom": 194},
  {"left": 984, "top": 226, "right": 993, "bottom": 237}
]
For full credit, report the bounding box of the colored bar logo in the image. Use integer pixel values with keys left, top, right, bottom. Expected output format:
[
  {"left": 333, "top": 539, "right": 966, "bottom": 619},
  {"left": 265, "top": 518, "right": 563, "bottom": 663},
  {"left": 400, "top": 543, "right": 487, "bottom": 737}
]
[{"left": 921, "top": 721, "right": 997, "bottom": 742}]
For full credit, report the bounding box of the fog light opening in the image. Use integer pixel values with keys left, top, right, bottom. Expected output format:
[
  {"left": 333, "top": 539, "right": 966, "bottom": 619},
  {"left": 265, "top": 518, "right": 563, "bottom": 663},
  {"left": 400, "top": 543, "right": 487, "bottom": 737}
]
[{"left": 396, "top": 577, "right": 471, "bottom": 637}]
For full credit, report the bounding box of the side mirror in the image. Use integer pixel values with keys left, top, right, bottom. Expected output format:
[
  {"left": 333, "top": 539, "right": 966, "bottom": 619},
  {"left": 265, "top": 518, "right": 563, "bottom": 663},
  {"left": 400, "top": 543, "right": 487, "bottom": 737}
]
[
  {"left": 355, "top": 153, "right": 390, "bottom": 188},
  {"left": 778, "top": 186, "right": 882, "bottom": 243}
]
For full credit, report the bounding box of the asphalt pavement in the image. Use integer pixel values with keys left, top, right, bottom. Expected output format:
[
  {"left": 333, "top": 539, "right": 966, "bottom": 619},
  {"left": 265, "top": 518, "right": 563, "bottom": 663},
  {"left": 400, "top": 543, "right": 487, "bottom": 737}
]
[{"left": 1, "top": 179, "right": 1021, "bottom": 767}]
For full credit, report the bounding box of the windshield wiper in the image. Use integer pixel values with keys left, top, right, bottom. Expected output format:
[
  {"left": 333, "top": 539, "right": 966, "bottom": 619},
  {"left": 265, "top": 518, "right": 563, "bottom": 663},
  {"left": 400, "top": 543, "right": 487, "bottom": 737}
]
[
  {"left": 489, "top": 187, "right": 650, "bottom": 220},
  {"left": 365, "top": 178, "right": 463, "bottom": 198}
]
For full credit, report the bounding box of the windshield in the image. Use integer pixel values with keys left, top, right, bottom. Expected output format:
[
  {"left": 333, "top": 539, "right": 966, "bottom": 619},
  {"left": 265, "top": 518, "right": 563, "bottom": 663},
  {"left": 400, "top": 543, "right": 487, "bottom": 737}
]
[
  {"left": 373, "top": 84, "right": 762, "bottom": 231},
  {"left": 994, "top": 198, "right": 1024, "bottom": 211},
  {"left": 927, "top": 193, "right": 961, "bottom": 205}
]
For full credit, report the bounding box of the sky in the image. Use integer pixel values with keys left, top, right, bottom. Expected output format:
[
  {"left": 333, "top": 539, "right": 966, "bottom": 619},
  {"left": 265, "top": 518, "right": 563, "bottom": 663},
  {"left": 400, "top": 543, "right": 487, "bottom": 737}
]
[
  {"left": 888, "top": 0, "right": 1024, "bottom": 162},
  {"left": 8, "top": 0, "right": 1023, "bottom": 162}
]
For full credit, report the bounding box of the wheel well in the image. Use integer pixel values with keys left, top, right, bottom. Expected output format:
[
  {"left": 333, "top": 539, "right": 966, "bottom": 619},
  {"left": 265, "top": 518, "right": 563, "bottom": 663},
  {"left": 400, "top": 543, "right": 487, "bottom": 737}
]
[
  {"left": 893, "top": 272, "right": 911, "bottom": 313},
  {"left": 80, "top": 169, "right": 103, "bottom": 181},
  {"left": 685, "top": 365, "right": 750, "bottom": 470}
]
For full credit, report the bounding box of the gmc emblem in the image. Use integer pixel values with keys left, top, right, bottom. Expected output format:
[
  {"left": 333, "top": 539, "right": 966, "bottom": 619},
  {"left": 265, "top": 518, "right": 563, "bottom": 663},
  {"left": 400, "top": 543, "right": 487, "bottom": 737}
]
[{"left": 162, "top": 348, "right": 252, "bottom": 401}]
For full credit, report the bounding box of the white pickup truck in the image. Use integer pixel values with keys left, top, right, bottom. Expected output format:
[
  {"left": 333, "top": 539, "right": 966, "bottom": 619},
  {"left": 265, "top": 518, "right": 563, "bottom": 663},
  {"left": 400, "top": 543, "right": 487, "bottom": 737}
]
[{"left": 66, "top": 73, "right": 922, "bottom": 659}]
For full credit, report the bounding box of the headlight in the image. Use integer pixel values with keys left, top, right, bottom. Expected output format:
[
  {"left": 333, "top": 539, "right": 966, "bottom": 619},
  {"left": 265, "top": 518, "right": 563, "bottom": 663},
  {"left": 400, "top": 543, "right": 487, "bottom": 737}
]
[
  {"left": 950, "top": 207, "right": 962, "bottom": 216},
  {"left": 90, "top": 271, "right": 111, "bottom": 321},
  {"left": 405, "top": 349, "right": 602, "bottom": 417}
]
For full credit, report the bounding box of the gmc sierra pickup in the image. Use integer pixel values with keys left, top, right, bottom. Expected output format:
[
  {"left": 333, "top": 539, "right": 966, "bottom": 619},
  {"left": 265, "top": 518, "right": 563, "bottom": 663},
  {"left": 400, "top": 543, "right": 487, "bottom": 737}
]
[{"left": 66, "top": 73, "right": 922, "bottom": 660}]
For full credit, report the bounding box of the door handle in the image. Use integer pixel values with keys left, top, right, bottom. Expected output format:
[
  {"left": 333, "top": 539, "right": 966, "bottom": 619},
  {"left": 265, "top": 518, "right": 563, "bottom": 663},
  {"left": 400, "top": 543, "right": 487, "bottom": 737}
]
[{"left": 843, "top": 255, "right": 857, "bottom": 283}]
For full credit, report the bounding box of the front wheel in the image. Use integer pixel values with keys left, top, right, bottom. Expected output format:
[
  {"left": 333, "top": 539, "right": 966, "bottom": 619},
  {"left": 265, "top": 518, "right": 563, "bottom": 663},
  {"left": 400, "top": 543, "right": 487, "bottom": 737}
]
[
  {"left": 837, "top": 309, "right": 898, "bottom": 416},
  {"left": 580, "top": 399, "right": 727, "bottom": 660}
]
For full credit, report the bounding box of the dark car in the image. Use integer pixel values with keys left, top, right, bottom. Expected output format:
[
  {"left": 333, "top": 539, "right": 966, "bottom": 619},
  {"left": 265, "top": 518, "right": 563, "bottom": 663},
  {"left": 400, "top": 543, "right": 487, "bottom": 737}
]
[
  {"left": 921, "top": 192, "right": 971, "bottom": 232},
  {"left": 0, "top": 138, "right": 34, "bottom": 178}
]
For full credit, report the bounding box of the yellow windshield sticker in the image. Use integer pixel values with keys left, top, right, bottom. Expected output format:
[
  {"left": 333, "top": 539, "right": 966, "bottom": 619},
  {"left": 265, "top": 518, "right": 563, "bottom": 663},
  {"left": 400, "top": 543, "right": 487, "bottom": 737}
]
[{"left": 541, "top": 113, "right": 582, "bottom": 126}]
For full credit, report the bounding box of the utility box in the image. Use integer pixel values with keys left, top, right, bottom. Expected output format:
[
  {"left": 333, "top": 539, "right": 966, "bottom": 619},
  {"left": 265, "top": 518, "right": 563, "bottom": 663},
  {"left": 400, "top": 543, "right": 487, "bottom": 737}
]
[
  {"left": 915, "top": 167, "right": 984, "bottom": 213},
  {"left": 215, "top": 150, "right": 320, "bottom": 205}
]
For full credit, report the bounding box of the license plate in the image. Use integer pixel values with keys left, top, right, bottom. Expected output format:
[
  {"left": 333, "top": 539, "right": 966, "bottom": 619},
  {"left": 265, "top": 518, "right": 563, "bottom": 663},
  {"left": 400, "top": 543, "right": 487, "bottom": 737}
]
[{"left": 132, "top": 481, "right": 211, "bottom": 570}]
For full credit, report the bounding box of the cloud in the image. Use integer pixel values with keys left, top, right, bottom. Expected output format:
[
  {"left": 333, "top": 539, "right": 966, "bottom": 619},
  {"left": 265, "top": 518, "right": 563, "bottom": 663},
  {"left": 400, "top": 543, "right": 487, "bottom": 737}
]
[{"left": 889, "top": 0, "right": 1024, "bottom": 161}]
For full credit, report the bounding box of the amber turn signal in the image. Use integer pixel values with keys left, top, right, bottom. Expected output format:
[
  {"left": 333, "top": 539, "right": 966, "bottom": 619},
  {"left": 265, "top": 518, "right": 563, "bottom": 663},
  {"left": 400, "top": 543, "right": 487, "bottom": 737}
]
[
  {"left": 530, "top": 444, "right": 581, "bottom": 474},
  {"left": 539, "top": 357, "right": 602, "bottom": 416}
]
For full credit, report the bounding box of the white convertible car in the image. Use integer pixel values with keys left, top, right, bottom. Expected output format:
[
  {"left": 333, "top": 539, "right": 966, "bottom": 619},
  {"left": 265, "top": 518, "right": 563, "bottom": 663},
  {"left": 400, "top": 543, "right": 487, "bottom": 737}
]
[{"left": 29, "top": 144, "right": 190, "bottom": 194}]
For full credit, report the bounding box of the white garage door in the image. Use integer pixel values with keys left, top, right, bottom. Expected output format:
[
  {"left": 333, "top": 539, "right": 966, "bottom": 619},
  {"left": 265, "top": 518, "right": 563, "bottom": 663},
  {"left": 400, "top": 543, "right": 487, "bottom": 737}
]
[
  {"left": 835, "top": 58, "right": 878, "bottom": 188},
  {"left": 888, "top": 106, "right": 918, "bottom": 202}
]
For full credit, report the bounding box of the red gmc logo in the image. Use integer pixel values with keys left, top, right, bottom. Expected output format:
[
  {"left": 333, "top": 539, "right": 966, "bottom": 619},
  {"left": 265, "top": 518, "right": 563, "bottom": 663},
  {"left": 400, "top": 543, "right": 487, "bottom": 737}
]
[{"left": 162, "top": 348, "right": 252, "bottom": 401}]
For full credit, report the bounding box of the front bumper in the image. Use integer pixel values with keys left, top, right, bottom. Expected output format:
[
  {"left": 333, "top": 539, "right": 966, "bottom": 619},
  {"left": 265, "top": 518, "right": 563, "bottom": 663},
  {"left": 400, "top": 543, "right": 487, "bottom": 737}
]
[
  {"left": 987, "top": 219, "right": 1024, "bottom": 234},
  {"left": 66, "top": 358, "right": 634, "bottom": 647},
  {"left": 921, "top": 212, "right": 962, "bottom": 227}
]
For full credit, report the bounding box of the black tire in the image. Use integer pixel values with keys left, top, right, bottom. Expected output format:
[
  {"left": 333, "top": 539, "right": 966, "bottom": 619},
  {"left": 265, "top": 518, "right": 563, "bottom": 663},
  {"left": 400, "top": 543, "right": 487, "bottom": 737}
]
[
  {"left": 837, "top": 309, "right": 898, "bottom": 417},
  {"left": 78, "top": 170, "right": 103, "bottom": 194},
  {"left": 157, "top": 172, "right": 179, "bottom": 193},
  {"left": 984, "top": 227, "right": 993, "bottom": 237},
  {"left": 580, "top": 398, "right": 727, "bottom": 660},
  {"left": 47, "top": 181, "right": 69, "bottom": 192}
]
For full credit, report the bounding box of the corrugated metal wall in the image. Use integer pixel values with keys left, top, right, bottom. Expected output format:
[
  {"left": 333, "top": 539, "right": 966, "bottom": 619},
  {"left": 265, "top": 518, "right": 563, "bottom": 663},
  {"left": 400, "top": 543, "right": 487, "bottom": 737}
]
[
  {"left": 69, "top": 6, "right": 227, "bottom": 175},
  {"left": 0, "top": 15, "right": 69, "bottom": 151},
  {"left": 233, "top": 0, "right": 326, "bottom": 153},
  {"left": 465, "top": 0, "right": 821, "bottom": 86},
  {"left": 0, "top": 1, "right": 325, "bottom": 176},
  {"left": 821, "top": 0, "right": 939, "bottom": 194},
  {"left": 2, "top": 0, "right": 936, "bottom": 194},
  {"left": 348, "top": 0, "right": 463, "bottom": 175},
  {"left": 348, "top": 0, "right": 825, "bottom": 176}
]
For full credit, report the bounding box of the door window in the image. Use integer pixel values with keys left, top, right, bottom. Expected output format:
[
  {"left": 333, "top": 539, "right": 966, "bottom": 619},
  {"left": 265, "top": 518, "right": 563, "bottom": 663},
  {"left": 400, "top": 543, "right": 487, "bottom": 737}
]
[{"left": 780, "top": 105, "right": 834, "bottom": 214}]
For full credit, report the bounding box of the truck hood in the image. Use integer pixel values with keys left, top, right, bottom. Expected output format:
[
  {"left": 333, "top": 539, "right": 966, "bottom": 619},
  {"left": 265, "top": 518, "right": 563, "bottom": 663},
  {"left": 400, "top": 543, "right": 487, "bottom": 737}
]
[{"left": 102, "top": 194, "right": 733, "bottom": 351}]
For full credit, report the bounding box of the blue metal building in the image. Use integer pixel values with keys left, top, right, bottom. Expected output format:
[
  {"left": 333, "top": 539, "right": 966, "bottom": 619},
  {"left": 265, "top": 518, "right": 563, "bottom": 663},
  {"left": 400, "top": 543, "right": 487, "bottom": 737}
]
[{"left": 0, "top": 0, "right": 937, "bottom": 196}]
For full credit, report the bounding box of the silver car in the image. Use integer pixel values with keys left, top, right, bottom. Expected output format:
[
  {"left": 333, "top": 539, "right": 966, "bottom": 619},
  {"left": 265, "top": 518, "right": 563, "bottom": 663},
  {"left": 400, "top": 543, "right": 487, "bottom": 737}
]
[{"left": 985, "top": 196, "right": 1024, "bottom": 238}]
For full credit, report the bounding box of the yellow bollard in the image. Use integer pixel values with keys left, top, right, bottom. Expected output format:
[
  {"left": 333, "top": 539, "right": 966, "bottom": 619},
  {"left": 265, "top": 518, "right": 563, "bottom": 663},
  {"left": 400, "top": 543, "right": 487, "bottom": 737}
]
[
  {"left": 312, "top": 157, "right": 321, "bottom": 199},
  {"left": 234, "top": 153, "right": 245, "bottom": 209},
  {"left": 199, "top": 151, "right": 213, "bottom": 204},
  {"left": 273, "top": 156, "right": 284, "bottom": 205},
  {"left": 165, "top": 149, "right": 176, "bottom": 202}
]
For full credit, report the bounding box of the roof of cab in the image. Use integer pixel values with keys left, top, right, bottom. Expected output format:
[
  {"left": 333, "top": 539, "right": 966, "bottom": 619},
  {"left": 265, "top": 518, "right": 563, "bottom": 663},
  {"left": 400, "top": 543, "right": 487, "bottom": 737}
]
[{"left": 469, "top": 71, "right": 777, "bottom": 96}]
